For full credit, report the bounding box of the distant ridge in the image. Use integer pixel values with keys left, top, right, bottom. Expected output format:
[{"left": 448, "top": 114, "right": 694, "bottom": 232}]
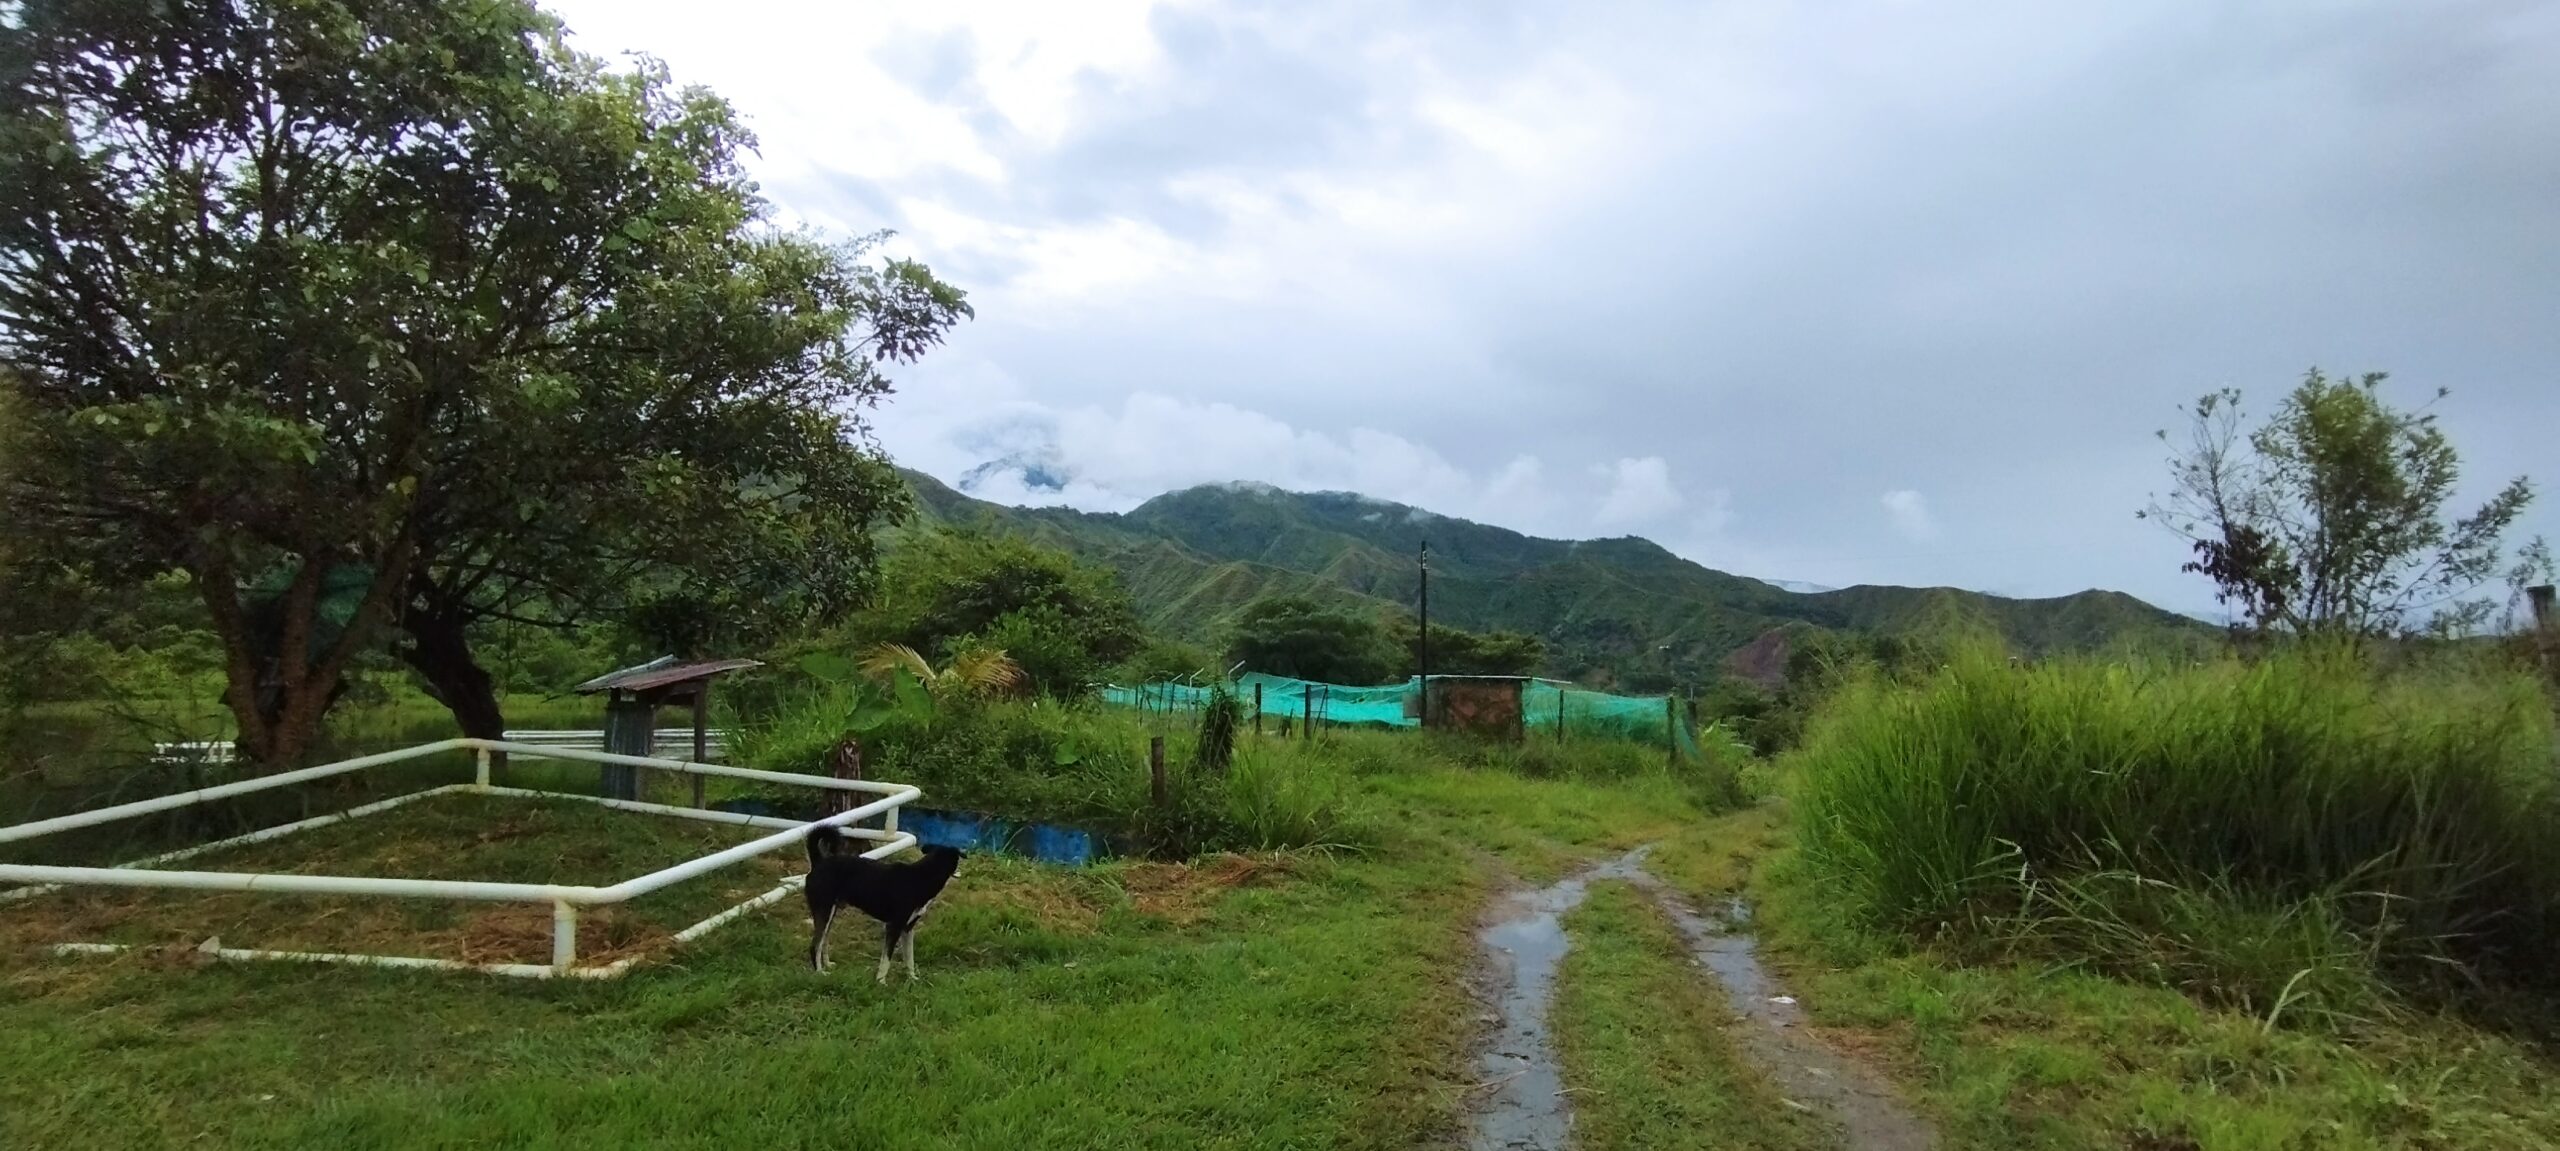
[{"left": 900, "top": 469, "right": 2212, "bottom": 687}]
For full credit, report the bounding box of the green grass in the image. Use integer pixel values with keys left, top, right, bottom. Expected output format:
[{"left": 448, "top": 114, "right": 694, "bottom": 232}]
[
  {"left": 1, "top": 821, "right": 1492, "bottom": 1148},
  {"left": 1, "top": 794, "right": 797, "bottom": 964},
  {"left": 7, "top": 694, "right": 2559, "bottom": 1150},
  {"left": 1552, "top": 880, "right": 1835, "bottom": 1150},
  {"left": 1629, "top": 796, "right": 2560, "bottom": 1150},
  {"left": 727, "top": 695, "right": 1382, "bottom": 858},
  {"left": 1789, "top": 642, "right": 2560, "bottom": 1018},
  {"left": 1742, "top": 849, "right": 2560, "bottom": 1150},
  {"left": 0, "top": 725, "right": 1711, "bottom": 1150}
]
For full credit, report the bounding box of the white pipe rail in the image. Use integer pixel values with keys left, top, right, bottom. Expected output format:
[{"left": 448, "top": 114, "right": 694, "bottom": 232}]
[
  {"left": 0, "top": 785, "right": 470, "bottom": 905},
  {"left": 0, "top": 737, "right": 923, "bottom": 978},
  {"left": 0, "top": 739, "right": 472, "bottom": 845}
]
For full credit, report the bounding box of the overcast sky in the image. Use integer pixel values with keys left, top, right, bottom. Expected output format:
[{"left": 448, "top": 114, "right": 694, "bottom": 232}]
[{"left": 545, "top": 0, "right": 2559, "bottom": 616}]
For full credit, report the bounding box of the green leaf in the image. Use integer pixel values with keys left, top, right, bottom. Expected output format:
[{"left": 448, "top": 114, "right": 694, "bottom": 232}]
[
  {"left": 891, "top": 668, "right": 933, "bottom": 718},
  {"left": 797, "top": 652, "right": 854, "bottom": 683}
]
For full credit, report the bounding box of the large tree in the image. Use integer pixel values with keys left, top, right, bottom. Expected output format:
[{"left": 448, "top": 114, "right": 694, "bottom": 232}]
[
  {"left": 2143, "top": 370, "right": 2540, "bottom": 639},
  {"left": 1224, "top": 595, "right": 1401, "bottom": 685},
  {"left": 0, "top": 1, "right": 964, "bottom": 765}
]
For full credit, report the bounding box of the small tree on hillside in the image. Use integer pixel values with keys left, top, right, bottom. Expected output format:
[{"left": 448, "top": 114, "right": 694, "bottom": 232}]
[
  {"left": 1388, "top": 615, "right": 1544, "bottom": 678},
  {"left": 2141, "top": 370, "right": 2542, "bottom": 639},
  {"left": 1223, "top": 595, "right": 1400, "bottom": 684},
  {"left": 858, "top": 532, "right": 1144, "bottom": 697}
]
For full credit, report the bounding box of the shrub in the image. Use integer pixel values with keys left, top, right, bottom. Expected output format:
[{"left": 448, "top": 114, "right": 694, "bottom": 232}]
[
  {"left": 731, "top": 693, "right": 1370, "bottom": 860},
  {"left": 1791, "top": 641, "right": 2560, "bottom": 1022}
]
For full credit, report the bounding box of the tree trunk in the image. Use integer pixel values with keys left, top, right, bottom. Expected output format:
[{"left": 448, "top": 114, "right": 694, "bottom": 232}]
[
  {"left": 197, "top": 560, "right": 338, "bottom": 770},
  {"left": 400, "top": 606, "right": 506, "bottom": 741},
  {"left": 196, "top": 547, "right": 416, "bottom": 774},
  {"left": 399, "top": 575, "right": 509, "bottom": 778}
]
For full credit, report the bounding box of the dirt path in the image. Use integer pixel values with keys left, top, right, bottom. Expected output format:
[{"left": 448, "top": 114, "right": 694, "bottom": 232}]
[
  {"left": 1621, "top": 870, "right": 1937, "bottom": 1151},
  {"left": 1465, "top": 847, "right": 1935, "bottom": 1151},
  {"left": 1467, "top": 847, "right": 1656, "bottom": 1150}
]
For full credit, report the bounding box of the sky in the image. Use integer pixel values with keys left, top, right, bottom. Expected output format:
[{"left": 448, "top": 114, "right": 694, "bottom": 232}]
[{"left": 544, "top": 0, "right": 2560, "bottom": 616}]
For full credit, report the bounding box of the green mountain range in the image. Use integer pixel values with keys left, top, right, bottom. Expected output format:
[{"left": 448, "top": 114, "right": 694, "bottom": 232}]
[{"left": 901, "top": 471, "right": 2211, "bottom": 688}]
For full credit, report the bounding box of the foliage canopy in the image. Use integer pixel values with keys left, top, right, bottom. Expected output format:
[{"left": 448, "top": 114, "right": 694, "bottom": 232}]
[{"left": 0, "top": 0, "right": 965, "bottom": 761}]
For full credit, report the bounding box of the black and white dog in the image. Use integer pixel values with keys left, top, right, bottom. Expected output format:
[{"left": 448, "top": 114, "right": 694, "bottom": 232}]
[{"left": 803, "top": 825, "right": 964, "bottom": 983}]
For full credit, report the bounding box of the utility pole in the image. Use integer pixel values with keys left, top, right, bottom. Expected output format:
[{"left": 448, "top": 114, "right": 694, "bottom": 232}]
[{"left": 1418, "top": 538, "right": 1431, "bottom": 729}]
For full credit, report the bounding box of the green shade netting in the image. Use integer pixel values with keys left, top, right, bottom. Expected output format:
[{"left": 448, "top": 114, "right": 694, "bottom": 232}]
[{"left": 1104, "top": 673, "right": 1709, "bottom": 750}]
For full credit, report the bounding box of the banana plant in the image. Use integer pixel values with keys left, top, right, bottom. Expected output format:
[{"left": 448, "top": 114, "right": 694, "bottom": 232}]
[{"left": 795, "top": 650, "right": 934, "bottom": 732}]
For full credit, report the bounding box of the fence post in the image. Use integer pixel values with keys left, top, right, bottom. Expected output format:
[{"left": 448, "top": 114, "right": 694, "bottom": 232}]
[
  {"left": 551, "top": 900, "right": 578, "bottom": 974},
  {"left": 690, "top": 688, "right": 712, "bottom": 809},
  {"left": 1666, "top": 695, "right": 1679, "bottom": 766},
  {"left": 1254, "top": 683, "right": 1264, "bottom": 737},
  {"left": 1149, "top": 736, "right": 1167, "bottom": 809},
  {"left": 827, "top": 737, "right": 861, "bottom": 817},
  {"left": 1303, "top": 683, "right": 1315, "bottom": 741},
  {"left": 1557, "top": 690, "right": 1567, "bottom": 744}
]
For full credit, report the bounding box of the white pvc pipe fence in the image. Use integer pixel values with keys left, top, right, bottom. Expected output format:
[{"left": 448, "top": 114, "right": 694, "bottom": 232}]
[{"left": 0, "top": 738, "right": 917, "bottom": 978}]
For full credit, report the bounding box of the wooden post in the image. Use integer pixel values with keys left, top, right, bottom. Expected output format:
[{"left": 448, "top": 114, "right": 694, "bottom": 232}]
[
  {"left": 1666, "top": 694, "right": 1680, "bottom": 766},
  {"left": 1148, "top": 736, "right": 1167, "bottom": 809},
  {"left": 1303, "top": 682, "right": 1315, "bottom": 741},
  {"left": 600, "top": 690, "right": 652, "bottom": 801},
  {"left": 1557, "top": 690, "right": 1567, "bottom": 744},
  {"left": 828, "top": 737, "right": 861, "bottom": 817},
  {"left": 1254, "top": 682, "right": 1264, "bottom": 736},
  {"left": 690, "top": 686, "right": 711, "bottom": 808}
]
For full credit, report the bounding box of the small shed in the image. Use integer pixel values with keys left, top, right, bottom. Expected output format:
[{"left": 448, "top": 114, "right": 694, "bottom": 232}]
[
  {"left": 1420, "top": 675, "right": 1528, "bottom": 742},
  {"left": 573, "top": 656, "right": 763, "bottom": 802}
]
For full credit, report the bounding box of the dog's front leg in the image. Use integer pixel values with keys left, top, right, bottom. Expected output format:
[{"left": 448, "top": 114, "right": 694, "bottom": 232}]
[{"left": 876, "top": 921, "right": 898, "bottom": 985}]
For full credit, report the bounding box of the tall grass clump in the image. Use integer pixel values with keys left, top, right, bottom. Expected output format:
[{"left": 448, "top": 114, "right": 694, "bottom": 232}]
[{"left": 1791, "top": 641, "right": 2560, "bottom": 1023}]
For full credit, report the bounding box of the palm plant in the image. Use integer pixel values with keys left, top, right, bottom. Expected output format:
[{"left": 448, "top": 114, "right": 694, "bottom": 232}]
[{"left": 858, "top": 643, "right": 1026, "bottom": 700}]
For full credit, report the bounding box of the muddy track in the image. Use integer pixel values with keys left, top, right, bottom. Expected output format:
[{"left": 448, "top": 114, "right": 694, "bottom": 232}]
[{"left": 1465, "top": 846, "right": 1935, "bottom": 1151}]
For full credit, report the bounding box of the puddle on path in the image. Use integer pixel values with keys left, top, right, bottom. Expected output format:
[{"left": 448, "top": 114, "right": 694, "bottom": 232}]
[
  {"left": 1465, "top": 844, "right": 1937, "bottom": 1151},
  {"left": 1467, "top": 846, "right": 1652, "bottom": 1151},
  {"left": 1625, "top": 872, "right": 1939, "bottom": 1151}
]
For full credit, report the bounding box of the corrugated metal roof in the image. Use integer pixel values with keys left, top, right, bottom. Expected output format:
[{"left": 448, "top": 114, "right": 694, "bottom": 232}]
[{"left": 573, "top": 656, "right": 764, "bottom": 694}]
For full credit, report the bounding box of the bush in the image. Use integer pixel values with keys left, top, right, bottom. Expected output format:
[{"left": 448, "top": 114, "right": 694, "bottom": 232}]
[
  {"left": 731, "top": 692, "right": 1371, "bottom": 860},
  {"left": 852, "top": 531, "right": 1145, "bottom": 697},
  {"left": 1791, "top": 641, "right": 2560, "bottom": 1023}
]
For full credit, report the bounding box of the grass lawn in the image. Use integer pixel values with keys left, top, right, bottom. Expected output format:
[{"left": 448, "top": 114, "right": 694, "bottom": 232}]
[
  {"left": 0, "top": 752, "right": 1692, "bottom": 1151},
  {"left": 6, "top": 733, "right": 2558, "bottom": 1149},
  {"left": 0, "top": 793, "right": 800, "bottom": 966}
]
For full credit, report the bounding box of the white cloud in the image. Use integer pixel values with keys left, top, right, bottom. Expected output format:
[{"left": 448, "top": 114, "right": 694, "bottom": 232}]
[
  {"left": 1881, "top": 489, "right": 1937, "bottom": 541},
  {"left": 1592, "top": 457, "right": 1684, "bottom": 527},
  {"left": 543, "top": 0, "right": 2560, "bottom": 612},
  {"left": 887, "top": 389, "right": 1713, "bottom": 544},
  {"left": 1689, "top": 487, "right": 1736, "bottom": 536}
]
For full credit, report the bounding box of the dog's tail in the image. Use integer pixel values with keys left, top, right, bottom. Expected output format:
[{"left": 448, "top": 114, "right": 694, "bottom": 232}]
[{"left": 803, "top": 824, "right": 843, "bottom": 870}]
